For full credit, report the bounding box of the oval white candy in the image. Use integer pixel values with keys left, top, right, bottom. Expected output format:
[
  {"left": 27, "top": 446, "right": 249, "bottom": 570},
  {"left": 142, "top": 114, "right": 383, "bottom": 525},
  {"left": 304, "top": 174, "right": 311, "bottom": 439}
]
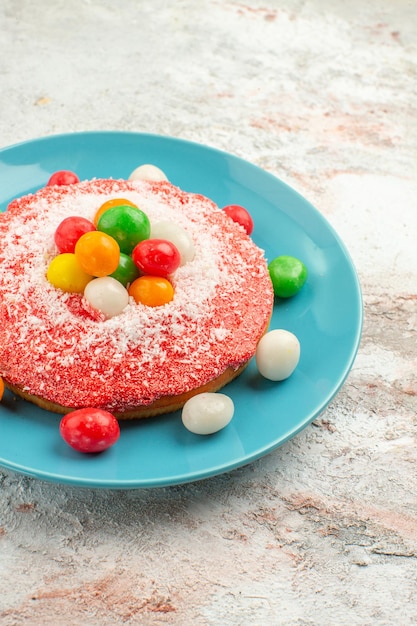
[
  {"left": 150, "top": 220, "right": 195, "bottom": 266},
  {"left": 182, "top": 392, "right": 234, "bottom": 435},
  {"left": 84, "top": 277, "right": 129, "bottom": 319},
  {"left": 256, "top": 329, "right": 300, "bottom": 381},
  {"left": 128, "top": 164, "right": 168, "bottom": 182}
]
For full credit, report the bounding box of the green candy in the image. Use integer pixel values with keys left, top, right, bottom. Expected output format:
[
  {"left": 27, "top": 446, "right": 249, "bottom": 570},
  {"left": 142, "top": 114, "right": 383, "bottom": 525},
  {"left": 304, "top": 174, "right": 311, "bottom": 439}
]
[
  {"left": 110, "top": 253, "right": 140, "bottom": 287},
  {"left": 268, "top": 255, "right": 308, "bottom": 298},
  {"left": 97, "top": 204, "right": 150, "bottom": 255}
]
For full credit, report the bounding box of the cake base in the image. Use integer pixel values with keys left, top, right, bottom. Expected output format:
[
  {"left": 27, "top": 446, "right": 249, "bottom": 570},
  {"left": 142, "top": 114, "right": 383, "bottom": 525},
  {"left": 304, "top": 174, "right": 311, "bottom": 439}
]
[{"left": 4, "top": 362, "right": 249, "bottom": 420}]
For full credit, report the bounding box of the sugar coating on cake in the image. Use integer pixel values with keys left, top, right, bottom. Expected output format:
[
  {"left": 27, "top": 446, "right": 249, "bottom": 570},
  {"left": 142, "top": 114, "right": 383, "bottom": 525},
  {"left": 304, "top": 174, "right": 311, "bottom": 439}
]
[{"left": 0, "top": 179, "right": 274, "bottom": 413}]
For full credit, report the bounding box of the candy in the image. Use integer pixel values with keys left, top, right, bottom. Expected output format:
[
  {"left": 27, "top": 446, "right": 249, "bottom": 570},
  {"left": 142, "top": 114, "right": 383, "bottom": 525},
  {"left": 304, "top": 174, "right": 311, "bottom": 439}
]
[
  {"left": 93, "top": 198, "right": 138, "bottom": 226},
  {"left": 128, "top": 275, "right": 174, "bottom": 307},
  {"left": 97, "top": 205, "right": 150, "bottom": 255},
  {"left": 110, "top": 252, "right": 139, "bottom": 287},
  {"left": 132, "top": 238, "right": 181, "bottom": 277},
  {"left": 84, "top": 277, "right": 129, "bottom": 318},
  {"left": 47, "top": 170, "right": 80, "bottom": 186},
  {"left": 223, "top": 204, "right": 254, "bottom": 235},
  {"left": 128, "top": 164, "right": 168, "bottom": 182},
  {"left": 150, "top": 221, "right": 195, "bottom": 266},
  {"left": 75, "top": 231, "right": 120, "bottom": 277},
  {"left": 46, "top": 253, "right": 93, "bottom": 293},
  {"left": 268, "top": 255, "right": 307, "bottom": 298},
  {"left": 60, "top": 408, "right": 120, "bottom": 453},
  {"left": 256, "top": 329, "right": 300, "bottom": 381},
  {"left": 182, "top": 392, "right": 234, "bottom": 435},
  {"left": 54, "top": 216, "right": 96, "bottom": 253},
  {"left": 0, "top": 377, "right": 4, "bottom": 401}
]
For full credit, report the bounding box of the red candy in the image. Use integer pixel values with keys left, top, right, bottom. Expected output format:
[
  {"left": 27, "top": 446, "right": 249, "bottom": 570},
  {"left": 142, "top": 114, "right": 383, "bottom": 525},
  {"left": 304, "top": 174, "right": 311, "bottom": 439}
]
[
  {"left": 54, "top": 216, "right": 96, "bottom": 253},
  {"left": 223, "top": 204, "right": 254, "bottom": 235},
  {"left": 132, "top": 238, "right": 181, "bottom": 277},
  {"left": 47, "top": 170, "right": 80, "bottom": 186},
  {"left": 60, "top": 408, "right": 120, "bottom": 453}
]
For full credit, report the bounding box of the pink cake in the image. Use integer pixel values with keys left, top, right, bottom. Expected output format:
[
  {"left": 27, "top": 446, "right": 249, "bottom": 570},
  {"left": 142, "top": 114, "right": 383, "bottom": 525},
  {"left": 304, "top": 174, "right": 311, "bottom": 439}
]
[{"left": 0, "top": 179, "right": 274, "bottom": 418}]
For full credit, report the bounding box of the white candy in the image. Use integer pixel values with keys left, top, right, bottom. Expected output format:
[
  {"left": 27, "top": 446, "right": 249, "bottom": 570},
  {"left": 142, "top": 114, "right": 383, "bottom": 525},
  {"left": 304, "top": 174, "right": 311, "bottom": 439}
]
[
  {"left": 150, "top": 220, "right": 195, "bottom": 266},
  {"left": 128, "top": 164, "right": 168, "bottom": 182},
  {"left": 84, "top": 277, "right": 129, "bottom": 319},
  {"left": 182, "top": 392, "right": 234, "bottom": 435},
  {"left": 256, "top": 329, "right": 300, "bottom": 381}
]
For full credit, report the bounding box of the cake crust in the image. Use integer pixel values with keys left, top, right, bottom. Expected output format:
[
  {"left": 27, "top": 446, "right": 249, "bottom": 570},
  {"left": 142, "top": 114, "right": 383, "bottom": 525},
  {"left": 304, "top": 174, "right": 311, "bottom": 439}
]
[{"left": 4, "top": 362, "right": 250, "bottom": 419}]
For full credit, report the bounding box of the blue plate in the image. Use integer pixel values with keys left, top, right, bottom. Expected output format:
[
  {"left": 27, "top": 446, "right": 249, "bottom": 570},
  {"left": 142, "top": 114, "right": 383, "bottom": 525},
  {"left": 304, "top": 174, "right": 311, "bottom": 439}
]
[{"left": 0, "top": 131, "right": 362, "bottom": 488}]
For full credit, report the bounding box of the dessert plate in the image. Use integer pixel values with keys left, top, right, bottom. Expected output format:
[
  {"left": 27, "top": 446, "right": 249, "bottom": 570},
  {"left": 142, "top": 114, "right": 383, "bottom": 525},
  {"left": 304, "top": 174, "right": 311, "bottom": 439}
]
[{"left": 0, "top": 131, "right": 362, "bottom": 488}]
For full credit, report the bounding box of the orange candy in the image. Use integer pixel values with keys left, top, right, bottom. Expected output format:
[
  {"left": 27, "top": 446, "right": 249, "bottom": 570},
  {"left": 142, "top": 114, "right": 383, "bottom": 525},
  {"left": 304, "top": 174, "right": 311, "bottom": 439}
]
[
  {"left": 75, "top": 231, "right": 120, "bottom": 277},
  {"left": 0, "top": 377, "right": 4, "bottom": 401},
  {"left": 128, "top": 276, "right": 174, "bottom": 307},
  {"left": 93, "top": 198, "right": 138, "bottom": 226}
]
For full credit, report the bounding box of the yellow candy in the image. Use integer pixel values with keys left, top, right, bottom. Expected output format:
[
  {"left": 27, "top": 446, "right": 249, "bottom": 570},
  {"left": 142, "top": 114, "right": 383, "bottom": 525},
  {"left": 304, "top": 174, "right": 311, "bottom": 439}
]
[{"left": 47, "top": 253, "right": 93, "bottom": 293}]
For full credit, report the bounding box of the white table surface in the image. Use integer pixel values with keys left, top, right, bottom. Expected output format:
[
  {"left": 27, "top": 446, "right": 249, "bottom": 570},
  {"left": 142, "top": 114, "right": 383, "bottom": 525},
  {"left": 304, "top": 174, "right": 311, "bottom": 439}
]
[{"left": 0, "top": 1, "right": 416, "bottom": 624}]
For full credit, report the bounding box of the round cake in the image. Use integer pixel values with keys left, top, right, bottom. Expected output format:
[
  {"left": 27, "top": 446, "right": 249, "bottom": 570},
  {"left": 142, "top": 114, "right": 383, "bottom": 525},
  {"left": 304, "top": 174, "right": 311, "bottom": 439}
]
[{"left": 0, "top": 178, "right": 274, "bottom": 419}]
